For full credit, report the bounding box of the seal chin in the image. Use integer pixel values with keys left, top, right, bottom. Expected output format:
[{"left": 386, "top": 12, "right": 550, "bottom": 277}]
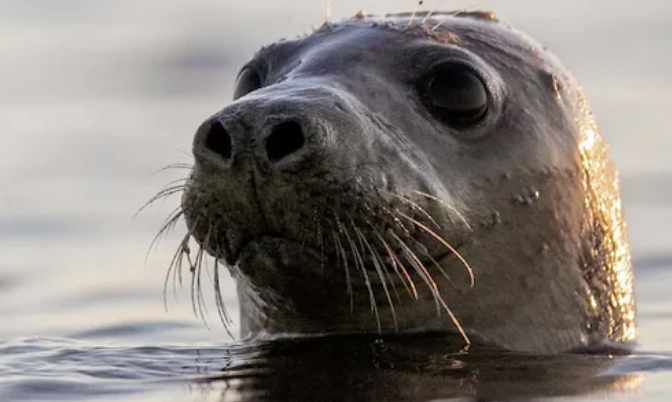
[
  {"left": 222, "top": 226, "right": 457, "bottom": 278},
  {"left": 235, "top": 235, "right": 312, "bottom": 269},
  {"left": 232, "top": 233, "right": 458, "bottom": 280},
  {"left": 234, "top": 235, "right": 338, "bottom": 287}
]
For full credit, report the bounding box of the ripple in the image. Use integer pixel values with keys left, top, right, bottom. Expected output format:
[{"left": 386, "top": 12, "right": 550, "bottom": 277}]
[
  {"left": 0, "top": 377, "right": 149, "bottom": 402},
  {"left": 0, "top": 334, "right": 670, "bottom": 401}
]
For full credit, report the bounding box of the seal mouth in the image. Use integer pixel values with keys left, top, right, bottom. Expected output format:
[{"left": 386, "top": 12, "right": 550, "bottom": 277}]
[
  {"left": 229, "top": 234, "right": 299, "bottom": 264},
  {"left": 232, "top": 234, "right": 456, "bottom": 273}
]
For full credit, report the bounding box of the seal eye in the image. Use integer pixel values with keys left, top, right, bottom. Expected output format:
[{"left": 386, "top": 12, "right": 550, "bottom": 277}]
[
  {"left": 233, "top": 67, "right": 262, "bottom": 100},
  {"left": 421, "top": 64, "right": 488, "bottom": 128}
]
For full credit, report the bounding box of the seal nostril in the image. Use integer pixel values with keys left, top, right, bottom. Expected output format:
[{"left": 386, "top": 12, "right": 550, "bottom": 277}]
[
  {"left": 204, "top": 120, "right": 232, "bottom": 160},
  {"left": 266, "top": 120, "right": 306, "bottom": 162}
]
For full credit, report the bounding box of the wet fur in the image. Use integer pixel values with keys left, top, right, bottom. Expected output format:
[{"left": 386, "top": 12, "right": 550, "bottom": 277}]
[{"left": 145, "top": 10, "right": 636, "bottom": 354}]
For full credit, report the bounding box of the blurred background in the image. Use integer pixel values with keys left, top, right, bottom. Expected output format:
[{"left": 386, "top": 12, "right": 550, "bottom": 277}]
[{"left": 0, "top": 0, "right": 670, "bottom": 386}]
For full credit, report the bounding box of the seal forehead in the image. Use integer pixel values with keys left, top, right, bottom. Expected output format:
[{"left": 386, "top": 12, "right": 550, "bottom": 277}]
[
  {"left": 289, "top": 11, "right": 554, "bottom": 75},
  {"left": 261, "top": 10, "right": 502, "bottom": 55},
  {"left": 250, "top": 7, "right": 556, "bottom": 75}
]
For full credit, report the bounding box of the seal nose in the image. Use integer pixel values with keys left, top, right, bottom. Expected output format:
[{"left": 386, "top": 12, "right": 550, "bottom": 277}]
[
  {"left": 265, "top": 120, "right": 306, "bottom": 162},
  {"left": 196, "top": 114, "right": 310, "bottom": 169},
  {"left": 202, "top": 120, "right": 233, "bottom": 161}
]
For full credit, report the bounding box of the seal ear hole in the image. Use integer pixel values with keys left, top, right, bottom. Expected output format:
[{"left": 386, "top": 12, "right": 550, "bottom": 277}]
[
  {"left": 233, "top": 67, "right": 263, "bottom": 100},
  {"left": 203, "top": 121, "right": 232, "bottom": 160},
  {"left": 419, "top": 63, "right": 489, "bottom": 129},
  {"left": 266, "top": 120, "right": 306, "bottom": 162}
]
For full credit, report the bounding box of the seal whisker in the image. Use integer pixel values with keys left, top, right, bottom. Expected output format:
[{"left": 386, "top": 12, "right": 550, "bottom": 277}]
[
  {"left": 360, "top": 207, "right": 417, "bottom": 299},
  {"left": 163, "top": 208, "right": 185, "bottom": 235},
  {"left": 332, "top": 228, "right": 354, "bottom": 313},
  {"left": 411, "top": 190, "right": 473, "bottom": 231},
  {"left": 149, "top": 205, "right": 183, "bottom": 243},
  {"left": 137, "top": 184, "right": 187, "bottom": 216},
  {"left": 151, "top": 163, "right": 193, "bottom": 175},
  {"left": 341, "top": 220, "right": 381, "bottom": 332},
  {"left": 146, "top": 206, "right": 184, "bottom": 262},
  {"left": 183, "top": 239, "right": 199, "bottom": 314},
  {"left": 201, "top": 247, "right": 220, "bottom": 311},
  {"left": 152, "top": 184, "right": 186, "bottom": 200},
  {"left": 373, "top": 230, "right": 419, "bottom": 300},
  {"left": 213, "top": 257, "right": 235, "bottom": 337},
  {"left": 155, "top": 176, "right": 189, "bottom": 189},
  {"left": 324, "top": 1, "right": 331, "bottom": 23},
  {"left": 191, "top": 252, "right": 208, "bottom": 328},
  {"left": 430, "top": 18, "right": 447, "bottom": 32},
  {"left": 410, "top": 237, "right": 455, "bottom": 287},
  {"left": 174, "top": 235, "right": 191, "bottom": 292},
  {"left": 429, "top": 8, "right": 461, "bottom": 32},
  {"left": 392, "top": 231, "right": 470, "bottom": 345},
  {"left": 379, "top": 205, "right": 411, "bottom": 236},
  {"left": 198, "top": 240, "right": 214, "bottom": 326},
  {"left": 198, "top": 245, "right": 235, "bottom": 338},
  {"left": 187, "top": 224, "right": 212, "bottom": 328},
  {"left": 407, "top": 2, "right": 421, "bottom": 28},
  {"left": 382, "top": 190, "right": 441, "bottom": 230},
  {"left": 353, "top": 223, "right": 399, "bottom": 330},
  {"left": 430, "top": 4, "right": 484, "bottom": 32},
  {"left": 424, "top": 0, "right": 450, "bottom": 24},
  {"left": 136, "top": 174, "right": 189, "bottom": 218},
  {"left": 397, "top": 211, "right": 475, "bottom": 287},
  {"left": 391, "top": 231, "right": 441, "bottom": 313},
  {"left": 163, "top": 232, "right": 191, "bottom": 310},
  {"left": 421, "top": 9, "right": 436, "bottom": 24},
  {"left": 171, "top": 228, "right": 193, "bottom": 296},
  {"left": 357, "top": 222, "right": 403, "bottom": 305},
  {"left": 316, "top": 211, "right": 325, "bottom": 274},
  {"left": 360, "top": 204, "right": 404, "bottom": 303},
  {"left": 367, "top": 229, "right": 404, "bottom": 304}
]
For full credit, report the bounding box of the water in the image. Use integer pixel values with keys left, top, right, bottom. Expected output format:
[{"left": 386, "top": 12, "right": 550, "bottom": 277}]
[{"left": 0, "top": 0, "right": 671, "bottom": 400}]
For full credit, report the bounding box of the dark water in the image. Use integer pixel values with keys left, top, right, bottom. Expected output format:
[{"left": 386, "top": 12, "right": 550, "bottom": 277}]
[
  {"left": 1, "top": 0, "right": 671, "bottom": 401},
  {"left": 1, "top": 331, "right": 672, "bottom": 401}
]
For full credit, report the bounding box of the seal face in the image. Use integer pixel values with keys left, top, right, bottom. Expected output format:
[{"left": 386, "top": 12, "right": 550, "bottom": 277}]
[{"left": 178, "top": 11, "right": 637, "bottom": 353}]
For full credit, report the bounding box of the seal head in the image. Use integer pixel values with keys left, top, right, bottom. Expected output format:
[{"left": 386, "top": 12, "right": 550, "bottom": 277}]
[{"left": 179, "top": 11, "right": 637, "bottom": 353}]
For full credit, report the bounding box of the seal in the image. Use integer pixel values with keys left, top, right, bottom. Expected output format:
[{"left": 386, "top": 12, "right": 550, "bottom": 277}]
[{"left": 172, "top": 10, "right": 637, "bottom": 354}]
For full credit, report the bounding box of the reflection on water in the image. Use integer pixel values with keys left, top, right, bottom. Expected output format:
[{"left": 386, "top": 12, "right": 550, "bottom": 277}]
[
  {"left": 1, "top": 333, "right": 660, "bottom": 402},
  {"left": 1, "top": 0, "right": 671, "bottom": 401},
  {"left": 195, "top": 333, "right": 643, "bottom": 402}
]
